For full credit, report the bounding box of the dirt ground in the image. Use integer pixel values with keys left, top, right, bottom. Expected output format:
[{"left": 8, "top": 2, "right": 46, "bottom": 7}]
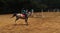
[{"left": 0, "top": 12, "right": 60, "bottom": 33}]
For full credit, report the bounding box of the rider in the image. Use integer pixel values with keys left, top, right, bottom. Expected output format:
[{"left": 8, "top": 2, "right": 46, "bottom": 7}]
[
  {"left": 21, "top": 8, "right": 26, "bottom": 14},
  {"left": 21, "top": 8, "right": 28, "bottom": 17}
]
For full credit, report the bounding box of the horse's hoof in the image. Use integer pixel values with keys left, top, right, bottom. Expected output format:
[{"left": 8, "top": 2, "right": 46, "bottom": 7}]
[
  {"left": 14, "top": 23, "right": 17, "bottom": 26},
  {"left": 26, "top": 24, "right": 28, "bottom": 26}
]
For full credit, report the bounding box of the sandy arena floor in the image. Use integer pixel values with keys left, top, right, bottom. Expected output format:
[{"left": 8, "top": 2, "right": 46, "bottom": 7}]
[{"left": 0, "top": 12, "right": 60, "bottom": 33}]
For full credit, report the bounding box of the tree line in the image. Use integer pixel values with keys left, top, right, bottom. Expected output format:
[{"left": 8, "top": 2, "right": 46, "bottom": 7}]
[{"left": 0, "top": 0, "right": 60, "bottom": 14}]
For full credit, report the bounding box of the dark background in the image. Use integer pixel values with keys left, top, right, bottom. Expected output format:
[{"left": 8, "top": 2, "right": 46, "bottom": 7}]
[{"left": 0, "top": 0, "right": 60, "bottom": 14}]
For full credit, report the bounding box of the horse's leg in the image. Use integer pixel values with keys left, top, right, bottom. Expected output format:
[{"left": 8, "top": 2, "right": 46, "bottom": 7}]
[
  {"left": 25, "top": 16, "right": 28, "bottom": 25},
  {"left": 15, "top": 16, "right": 19, "bottom": 24}
]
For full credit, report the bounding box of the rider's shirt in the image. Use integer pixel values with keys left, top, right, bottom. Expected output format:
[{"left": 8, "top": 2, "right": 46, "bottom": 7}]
[{"left": 21, "top": 10, "right": 26, "bottom": 14}]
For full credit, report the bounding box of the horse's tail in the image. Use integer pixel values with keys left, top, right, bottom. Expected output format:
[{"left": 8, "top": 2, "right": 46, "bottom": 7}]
[{"left": 11, "top": 13, "right": 16, "bottom": 18}]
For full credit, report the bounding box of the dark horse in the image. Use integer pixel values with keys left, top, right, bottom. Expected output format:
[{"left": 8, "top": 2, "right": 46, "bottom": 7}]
[{"left": 11, "top": 9, "right": 34, "bottom": 25}]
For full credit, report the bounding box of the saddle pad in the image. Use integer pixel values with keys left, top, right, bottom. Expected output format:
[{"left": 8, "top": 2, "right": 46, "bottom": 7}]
[
  {"left": 20, "top": 14, "right": 25, "bottom": 17},
  {"left": 17, "top": 14, "right": 25, "bottom": 17}
]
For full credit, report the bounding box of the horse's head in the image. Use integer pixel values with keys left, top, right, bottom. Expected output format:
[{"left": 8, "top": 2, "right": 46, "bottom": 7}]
[{"left": 28, "top": 9, "right": 34, "bottom": 17}]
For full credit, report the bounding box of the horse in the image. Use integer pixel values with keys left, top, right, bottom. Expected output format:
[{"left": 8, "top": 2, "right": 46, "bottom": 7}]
[{"left": 11, "top": 9, "right": 34, "bottom": 25}]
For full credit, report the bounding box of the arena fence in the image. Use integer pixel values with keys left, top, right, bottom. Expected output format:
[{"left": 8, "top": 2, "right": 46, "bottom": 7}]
[{"left": 30, "top": 9, "right": 60, "bottom": 18}]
